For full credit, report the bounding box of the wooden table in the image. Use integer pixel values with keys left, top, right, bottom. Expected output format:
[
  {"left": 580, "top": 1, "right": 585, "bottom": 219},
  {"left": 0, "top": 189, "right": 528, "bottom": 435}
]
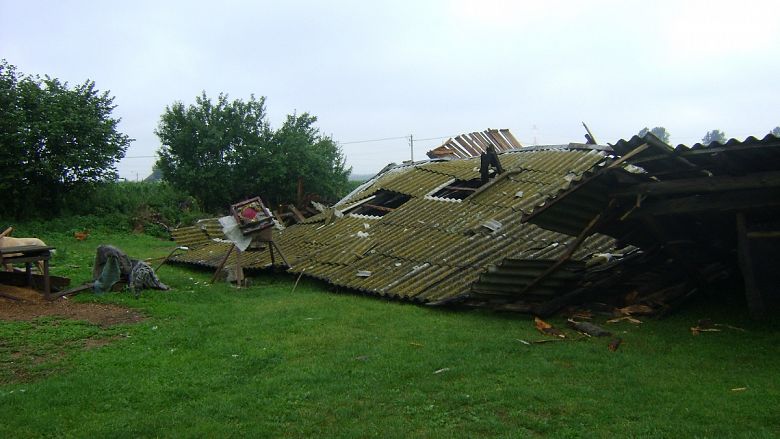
[{"left": 0, "top": 245, "right": 55, "bottom": 297}]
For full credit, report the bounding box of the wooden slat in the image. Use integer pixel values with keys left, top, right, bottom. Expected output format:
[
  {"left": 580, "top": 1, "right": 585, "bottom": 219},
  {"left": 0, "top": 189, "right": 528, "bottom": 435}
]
[
  {"left": 451, "top": 136, "right": 475, "bottom": 156},
  {"left": 636, "top": 189, "right": 780, "bottom": 217},
  {"left": 288, "top": 204, "right": 306, "bottom": 223},
  {"left": 470, "top": 132, "right": 491, "bottom": 151},
  {"left": 443, "top": 186, "right": 478, "bottom": 192},
  {"left": 454, "top": 136, "right": 480, "bottom": 156},
  {"left": 363, "top": 203, "right": 395, "bottom": 212},
  {"left": 610, "top": 171, "right": 780, "bottom": 197},
  {"left": 0, "top": 245, "right": 55, "bottom": 255},
  {"left": 487, "top": 129, "right": 512, "bottom": 151},
  {"left": 501, "top": 129, "right": 523, "bottom": 148}
]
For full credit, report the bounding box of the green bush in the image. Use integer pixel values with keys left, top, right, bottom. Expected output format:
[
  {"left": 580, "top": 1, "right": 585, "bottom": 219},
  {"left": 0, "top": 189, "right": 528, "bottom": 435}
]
[{"left": 1, "top": 181, "right": 207, "bottom": 237}]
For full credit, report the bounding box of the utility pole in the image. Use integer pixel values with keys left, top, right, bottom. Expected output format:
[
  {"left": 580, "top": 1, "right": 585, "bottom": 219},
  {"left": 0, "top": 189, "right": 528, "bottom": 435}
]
[{"left": 409, "top": 134, "right": 414, "bottom": 162}]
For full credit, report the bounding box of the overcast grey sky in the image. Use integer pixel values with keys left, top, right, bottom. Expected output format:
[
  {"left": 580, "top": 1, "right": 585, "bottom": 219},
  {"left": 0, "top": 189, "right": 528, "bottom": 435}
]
[{"left": 2, "top": 0, "right": 779, "bottom": 179}]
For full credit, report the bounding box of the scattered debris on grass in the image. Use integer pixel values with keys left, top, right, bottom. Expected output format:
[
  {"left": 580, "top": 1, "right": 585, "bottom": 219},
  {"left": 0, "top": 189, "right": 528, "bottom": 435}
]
[
  {"left": 607, "top": 316, "right": 643, "bottom": 324},
  {"left": 608, "top": 338, "right": 622, "bottom": 351},
  {"left": 566, "top": 319, "right": 611, "bottom": 337},
  {"left": 534, "top": 317, "right": 566, "bottom": 338},
  {"left": 690, "top": 319, "right": 747, "bottom": 336},
  {"left": 616, "top": 304, "right": 654, "bottom": 316}
]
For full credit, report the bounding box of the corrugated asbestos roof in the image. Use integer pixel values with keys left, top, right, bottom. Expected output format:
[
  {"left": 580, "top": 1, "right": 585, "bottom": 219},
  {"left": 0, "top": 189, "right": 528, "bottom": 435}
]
[
  {"left": 611, "top": 133, "right": 780, "bottom": 178},
  {"left": 170, "top": 145, "right": 618, "bottom": 305},
  {"left": 526, "top": 133, "right": 780, "bottom": 239}
]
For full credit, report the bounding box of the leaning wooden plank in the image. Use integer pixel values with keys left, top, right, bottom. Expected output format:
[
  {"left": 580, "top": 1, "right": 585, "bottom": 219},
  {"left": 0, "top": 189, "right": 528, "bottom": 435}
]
[
  {"left": 518, "top": 211, "right": 604, "bottom": 296},
  {"left": 48, "top": 283, "right": 93, "bottom": 299},
  {"left": 210, "top": 244, "right": 236, "bottom": 284},
  {"left": 288, "top": 204, "right": 307, "bottom": 223}
]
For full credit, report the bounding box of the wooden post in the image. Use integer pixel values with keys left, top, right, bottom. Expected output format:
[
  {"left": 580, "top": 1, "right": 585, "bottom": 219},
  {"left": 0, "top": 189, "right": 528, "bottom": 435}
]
[
  {"left": 736, "top": 212, "right": 765, "bottom": 319},
  {"left": 235, "top": 248, "right": 243, "bottom": 288},
  {"left": 43, "top": 257, "right": 50, "bottom": 298},
  {"left": 25, "top": 262, "right": 32, "bottom": 288}
]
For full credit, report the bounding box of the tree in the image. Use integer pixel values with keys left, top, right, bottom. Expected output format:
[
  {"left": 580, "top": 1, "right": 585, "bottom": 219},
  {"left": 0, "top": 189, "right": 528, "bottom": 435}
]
[
  {"left": 155, "top": 92, "right": 350, "bottom": 212},
  {"left": 0, "top": 60, "right": 131, "bottom": 217},
  {"left": 268, "top": 112, "right": 350, "bottom": 205},
  {"left": 701, "top": 129, "right": 727, "bottom": 145},
  {"left": 638, "top": 126, "right": 671, "bottom": 144},
  {"left": 771, "top": 126, "right": 780, "bottom": 137}
]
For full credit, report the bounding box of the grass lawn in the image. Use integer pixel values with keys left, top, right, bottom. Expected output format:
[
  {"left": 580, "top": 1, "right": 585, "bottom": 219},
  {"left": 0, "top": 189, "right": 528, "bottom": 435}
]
[{"left": 1, "top": 230, "right": 779, "bottom": 438}]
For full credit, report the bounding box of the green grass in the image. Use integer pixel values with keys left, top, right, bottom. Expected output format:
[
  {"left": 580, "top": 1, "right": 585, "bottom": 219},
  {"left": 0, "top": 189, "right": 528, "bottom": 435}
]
[{"left": 1, "top": 230, "right": 779, "bottom": 438}]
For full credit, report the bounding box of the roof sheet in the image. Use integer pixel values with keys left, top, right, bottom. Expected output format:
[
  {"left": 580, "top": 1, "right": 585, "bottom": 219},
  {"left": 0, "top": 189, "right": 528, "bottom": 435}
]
[{"left": 170, "top": 145, "right": 617, "bottom": 304}]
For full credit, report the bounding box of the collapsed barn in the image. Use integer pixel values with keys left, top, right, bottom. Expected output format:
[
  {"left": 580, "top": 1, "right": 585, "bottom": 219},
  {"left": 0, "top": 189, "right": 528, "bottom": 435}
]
[{"left": 169, "top": 130, "right": 780, "bottom": 318}]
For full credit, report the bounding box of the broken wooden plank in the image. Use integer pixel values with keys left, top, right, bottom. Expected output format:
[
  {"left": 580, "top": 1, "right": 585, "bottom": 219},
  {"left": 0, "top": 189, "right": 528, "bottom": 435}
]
[
  {"left": 288, "top": 204, "right": 307, "bottom": 223},
  {"left": 48, "top": 283, "right": 93, "bottom": 299},
  {"left": 567, "top": 319, "right": 611, "bottom": 337},
  {"left": 518, "top": 210, "right": 605, "bottom": 296}
]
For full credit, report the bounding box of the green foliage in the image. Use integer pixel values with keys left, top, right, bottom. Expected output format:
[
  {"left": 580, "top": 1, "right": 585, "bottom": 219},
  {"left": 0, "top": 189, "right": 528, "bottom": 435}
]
[
  {"left": 702, "top": 129, "right": 727, "bottom": 145},
  {"left": 638, "top": 126, "right": 671, "bottom": 144},
  {"left": 771, "top": 126, "right": 780, "bottom": 137},
  {"left": 155, "top": 92, "right": 350, "bottom": 212},
  {"left": 0, "top": 60, "right": 131, "bottom": 218},
  {"left": 268, "top": 112, "right": 350, "bottom": 205},
  {"left": 3, "top": 181, "right": 204, "bottom": 238}
]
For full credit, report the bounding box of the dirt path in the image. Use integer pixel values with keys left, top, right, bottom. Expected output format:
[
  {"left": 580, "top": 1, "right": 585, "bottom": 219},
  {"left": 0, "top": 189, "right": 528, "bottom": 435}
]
[{"left": 0, "top": 285, "right": 145, "bottom": 327}]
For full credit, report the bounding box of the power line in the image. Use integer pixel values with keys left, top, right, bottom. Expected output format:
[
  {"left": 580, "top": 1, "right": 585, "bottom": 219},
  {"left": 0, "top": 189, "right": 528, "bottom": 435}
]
[
  {"left": 339, "top": 135, "right": 409, "bottom": 145},
  {"left": 339, "top": 133, "right": 457, "bottom": 145},
  {"left": 123, "top": 134, "right": 458, "bottom": 154}
]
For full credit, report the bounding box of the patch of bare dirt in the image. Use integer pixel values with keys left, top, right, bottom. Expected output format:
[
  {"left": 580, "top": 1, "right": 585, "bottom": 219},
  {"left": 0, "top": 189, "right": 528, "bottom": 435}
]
[
  {"left": 0, "top": 285, "right": 145, "bottom": 327},
  {"left": 83, "top": 336, "right": 121, "bottom": 349}
]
